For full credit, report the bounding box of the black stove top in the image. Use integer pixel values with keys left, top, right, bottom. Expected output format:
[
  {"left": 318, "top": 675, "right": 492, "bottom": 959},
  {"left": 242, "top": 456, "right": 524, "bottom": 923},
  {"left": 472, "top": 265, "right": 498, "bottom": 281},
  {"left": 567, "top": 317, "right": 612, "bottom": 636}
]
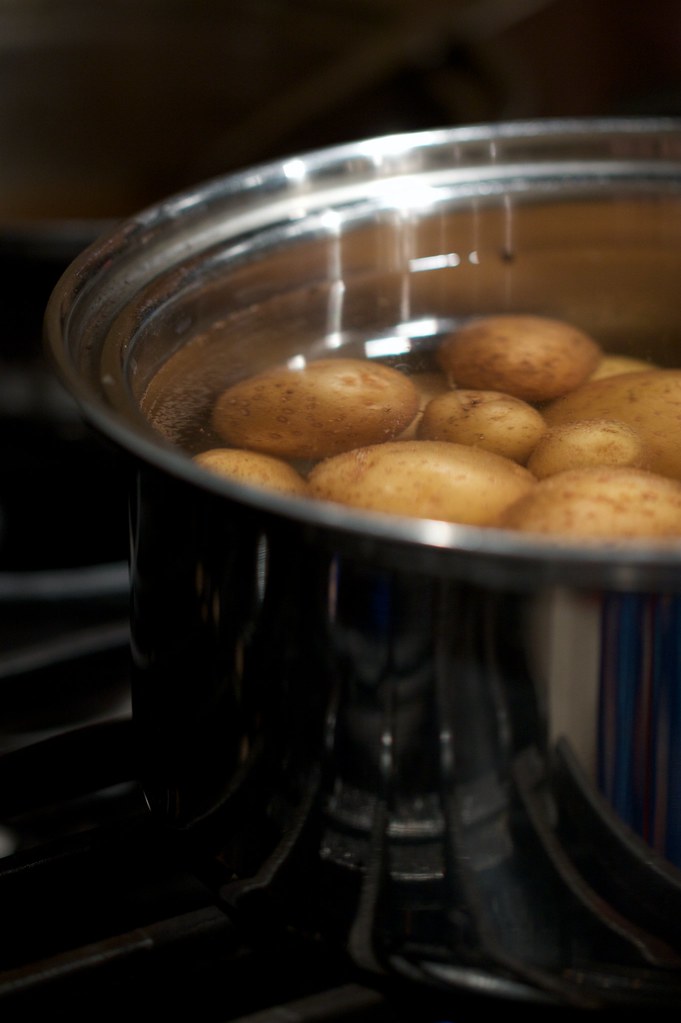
[{"left": 0, "top": 394, "right": 382, "bottom": 1017}]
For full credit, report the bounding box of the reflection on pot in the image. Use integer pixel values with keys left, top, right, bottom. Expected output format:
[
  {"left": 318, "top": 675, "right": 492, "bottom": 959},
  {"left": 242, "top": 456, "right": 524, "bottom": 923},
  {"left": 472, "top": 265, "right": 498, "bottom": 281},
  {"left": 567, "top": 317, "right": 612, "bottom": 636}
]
[
  {"left": 599, "top": 592, "right": 681, "bottom": 865},
  {"left": 532, "top": 588, "right": 681, "bottom": 867}
]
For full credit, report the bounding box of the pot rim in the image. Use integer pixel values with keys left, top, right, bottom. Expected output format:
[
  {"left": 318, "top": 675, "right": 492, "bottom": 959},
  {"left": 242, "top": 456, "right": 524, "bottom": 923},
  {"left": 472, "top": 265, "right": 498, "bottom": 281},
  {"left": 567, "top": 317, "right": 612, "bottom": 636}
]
[{"left": 43, "top": 115, "right": 681, "bottom": 586}]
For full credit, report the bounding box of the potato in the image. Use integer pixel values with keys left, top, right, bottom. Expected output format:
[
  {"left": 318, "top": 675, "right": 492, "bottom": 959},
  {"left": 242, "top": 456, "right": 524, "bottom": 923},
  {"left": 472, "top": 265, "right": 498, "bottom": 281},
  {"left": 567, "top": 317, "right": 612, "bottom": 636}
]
[
  {"left": 588, "top": 353, "right": 654, "bottom": 381},
  {"left": 527, "top": 419, "right": 644, "bottom": 478},
  {"left": 194, "top": 448, "right": 308, "bottom": 497},
  {"left": 418, "top": 389, "right": 546, "bottom": 463},
  {"left": 212, "top": 358, "right": 419, "bottom": 461},
  {"left": 544, "top": 369, "right": 681, "bottom": 480},
  {"left": 308, "top": 440, "right": 535, "bottom": 525},
  {"left": 500, "top": 467, "right": 681, "bottom": 539},
  {"left": 437, "top": 314, "right": 602, "bottom": 403},
  {"left": 398, "top": 370, "right": 450, "bottom": 439}
]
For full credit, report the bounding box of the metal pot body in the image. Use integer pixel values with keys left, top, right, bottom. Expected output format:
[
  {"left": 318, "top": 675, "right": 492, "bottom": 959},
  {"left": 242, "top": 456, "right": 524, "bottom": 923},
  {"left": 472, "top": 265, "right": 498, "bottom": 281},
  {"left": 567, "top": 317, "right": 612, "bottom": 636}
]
[{"left": 46, "top": 120, "right": 681, "bottom": 1005}]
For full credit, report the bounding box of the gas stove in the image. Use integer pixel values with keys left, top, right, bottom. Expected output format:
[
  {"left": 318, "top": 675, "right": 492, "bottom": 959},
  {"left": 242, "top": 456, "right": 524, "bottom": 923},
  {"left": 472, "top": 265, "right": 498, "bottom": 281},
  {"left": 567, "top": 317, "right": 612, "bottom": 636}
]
[{"left": 0, "top": 365, "right": 396, "bottom": 1018}]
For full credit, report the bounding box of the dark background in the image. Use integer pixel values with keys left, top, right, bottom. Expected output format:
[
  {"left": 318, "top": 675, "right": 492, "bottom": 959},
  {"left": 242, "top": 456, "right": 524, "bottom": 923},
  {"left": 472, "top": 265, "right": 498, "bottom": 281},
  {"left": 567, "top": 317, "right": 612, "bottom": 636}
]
[{"left": 2, "top": 0, "right": 681, "bottom": 226}]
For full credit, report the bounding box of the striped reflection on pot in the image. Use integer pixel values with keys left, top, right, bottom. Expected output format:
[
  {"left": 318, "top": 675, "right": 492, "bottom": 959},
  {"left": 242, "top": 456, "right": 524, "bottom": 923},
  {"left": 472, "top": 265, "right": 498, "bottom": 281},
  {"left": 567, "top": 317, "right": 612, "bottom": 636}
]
[{"left": 599, "top": 592, "right": 681, "bottom": 867}]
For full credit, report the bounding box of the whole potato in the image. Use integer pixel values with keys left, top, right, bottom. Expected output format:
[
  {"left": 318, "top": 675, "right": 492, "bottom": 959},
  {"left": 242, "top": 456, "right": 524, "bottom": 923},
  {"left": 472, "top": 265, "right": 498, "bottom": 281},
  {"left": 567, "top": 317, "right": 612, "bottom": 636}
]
[
  {"left": 398, "top": 370, "right": 451, "bottom": 439},
  {"left": 418, "top": 389, "right": 546, "bottom": 463},
  {"left": 527, "top": 419, "right": 644, "bottom": 478},
  {"left": 544, "top": 369, "right": 681, "bottom": 480},
  {"left": 194, "top": 448, "right": 308, "bottom": 496},
  {"left": 308, "top": 440, "right": 535, "bottom": 525},
  {"left": 437, "top": 314, "right": 602, "bottom": 403},
  {"left": 212, "top": 358, "right": 419, "bottom": 460},
  {"left": 500, "top": 467, "right": 681, "bottom": 539}
]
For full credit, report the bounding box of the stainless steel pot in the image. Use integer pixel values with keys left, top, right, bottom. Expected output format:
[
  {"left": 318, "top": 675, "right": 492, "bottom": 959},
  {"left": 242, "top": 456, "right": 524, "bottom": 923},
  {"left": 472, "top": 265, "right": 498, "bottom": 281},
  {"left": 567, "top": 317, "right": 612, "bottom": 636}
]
[{"left": 44, "top": 119, "right": 681, "bottom": 1007}]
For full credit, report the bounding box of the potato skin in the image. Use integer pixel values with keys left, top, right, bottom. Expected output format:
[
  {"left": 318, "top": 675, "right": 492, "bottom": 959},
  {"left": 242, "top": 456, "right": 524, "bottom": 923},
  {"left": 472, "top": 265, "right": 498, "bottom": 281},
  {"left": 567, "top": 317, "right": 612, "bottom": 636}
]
[
  {"left": 544, "top": 369, "right": 681, "bottom": 480},
  {"left": 418, "top": 389, "right": 546, "bottom": 463},
  {"left": 437, "top": 314, "right": 601, "bottom": 403},
  {"left": 500, "top": 467, "right": 681, "bottom": 539},
  {"left": 308, "top": 440, "right": 535, "bottom": 525},
  {"left": 212, "top": 358, "right": 419, "bottom": 460},
  {"left": 194, "top": 448, "right": 308, "bottom": 497},
  {"left": 527, "top": 419, "right": 644, "bottom": 478}
]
